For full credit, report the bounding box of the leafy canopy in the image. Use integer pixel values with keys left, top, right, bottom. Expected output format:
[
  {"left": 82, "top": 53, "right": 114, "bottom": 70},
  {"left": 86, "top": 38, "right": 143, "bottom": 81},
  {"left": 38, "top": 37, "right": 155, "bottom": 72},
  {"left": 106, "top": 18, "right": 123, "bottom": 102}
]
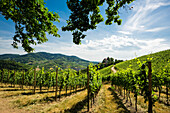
[
  {"left": 0, "top": 0, "right": 60, "bottom": 52},
  {"left": 62, "top": 0, "right": 134, "bottom": 44},
  {"left": 0, "top": 0, "right": 134, "bottom": 52}
]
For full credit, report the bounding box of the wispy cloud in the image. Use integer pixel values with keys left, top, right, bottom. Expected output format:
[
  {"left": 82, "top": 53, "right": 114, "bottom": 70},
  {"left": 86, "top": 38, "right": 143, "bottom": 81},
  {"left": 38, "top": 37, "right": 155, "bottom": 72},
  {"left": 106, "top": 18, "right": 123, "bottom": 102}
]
[
  {"left": 0, "top": 30, "right": 14, "bottom": 35},
  {"left": 122, "top": 0, "right": 170, "bottom": 33},
  {"left": 70, "top": 35, "right": 170, "bottom": 60},
  {"left": 0, "top": 37, "right": 26, "bottom": 54},
  {"left": 0, "top": 34, "right": 169, "bottom": 61},
  {"left": 146, "top": 27, "right": 169, "bottom": 32},
  {"left": 79, "top": 35, "right": 168, "bottom": 50},
  {"left": 118, "top": 31, "right": 132, "bottom": 35},
  {"left": 0, "top": 0, "right": 170, "bottom": 62}
]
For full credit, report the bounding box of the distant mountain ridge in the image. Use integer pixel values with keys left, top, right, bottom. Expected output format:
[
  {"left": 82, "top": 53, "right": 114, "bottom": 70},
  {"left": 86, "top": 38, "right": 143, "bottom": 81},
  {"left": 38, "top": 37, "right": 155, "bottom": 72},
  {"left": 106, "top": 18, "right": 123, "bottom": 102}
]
[{"left": 0, "top": 52, "right": 98, "bottom": 70}]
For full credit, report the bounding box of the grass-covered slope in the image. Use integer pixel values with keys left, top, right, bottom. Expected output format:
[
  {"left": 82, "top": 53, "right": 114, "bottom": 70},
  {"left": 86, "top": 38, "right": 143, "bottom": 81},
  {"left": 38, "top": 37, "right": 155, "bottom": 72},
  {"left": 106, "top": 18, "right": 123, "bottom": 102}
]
[
  {"left": 115, "top": 49, "right": 170, "bottom": 71},
  {"left": 0, "top": 52, "right": 98, "bottom": 70},
  {"left": 0, "top": 60, "right": 30, "bottom": 71},
  {"left": 99, "top": 65, "right": 113, "bottom": 81}
]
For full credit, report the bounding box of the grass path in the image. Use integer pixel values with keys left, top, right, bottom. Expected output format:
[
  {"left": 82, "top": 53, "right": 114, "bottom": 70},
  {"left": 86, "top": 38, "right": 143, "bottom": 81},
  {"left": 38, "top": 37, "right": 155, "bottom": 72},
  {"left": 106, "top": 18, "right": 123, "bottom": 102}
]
[
  {"left": 0, "top": 79, "right": 169, "bottom": 112},
  {"left": 45, "top": 89, "right": 87, "bottom": 113},
  {"left": 91, "top": 83, "right": 130, "bottom": 113},
  {"left": 0, "top": 96, "right": 31, "bottom": 113},
  {"left": 111, "top": 66, "right": 117, "bottom": 73},
  {"left": 0, "top": 85, "right": 88, "bottom": 113}
]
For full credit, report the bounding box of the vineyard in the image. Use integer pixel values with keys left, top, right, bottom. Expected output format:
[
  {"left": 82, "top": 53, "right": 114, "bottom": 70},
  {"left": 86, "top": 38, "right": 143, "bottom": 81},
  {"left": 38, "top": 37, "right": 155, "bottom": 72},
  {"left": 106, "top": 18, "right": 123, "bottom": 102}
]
[
  {"left": 0, "top": 50, "right": 170, "bottom": 113},
  {"left": 0, "top": 63, "right": 102, "bottom": 112},
  {"left": 111, "top": 49, "right": 170, "bottom": 112}
]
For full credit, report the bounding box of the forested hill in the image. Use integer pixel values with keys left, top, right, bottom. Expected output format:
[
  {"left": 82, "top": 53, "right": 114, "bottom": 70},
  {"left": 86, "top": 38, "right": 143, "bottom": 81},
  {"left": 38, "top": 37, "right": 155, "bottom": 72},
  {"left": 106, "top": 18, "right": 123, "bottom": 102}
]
[
  {"left": 115, "top": 49, "right": 170, "bottom": 71},
  {"left": 0, "top": 52, "right": 98, "bottom": 70}
]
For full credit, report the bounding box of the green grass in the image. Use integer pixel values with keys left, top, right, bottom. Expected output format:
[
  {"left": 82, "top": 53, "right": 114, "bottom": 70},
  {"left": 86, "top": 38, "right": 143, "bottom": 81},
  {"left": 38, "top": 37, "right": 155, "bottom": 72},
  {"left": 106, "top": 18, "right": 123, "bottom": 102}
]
[
  {"left": 99, "top": 65, "right": 113, "bottom": 81},
  {"left": 99, "top": 65, "right": 113, "bottom": 75},
  {"left": 115, "top": 49, "right": 170, "bottom": 72}
]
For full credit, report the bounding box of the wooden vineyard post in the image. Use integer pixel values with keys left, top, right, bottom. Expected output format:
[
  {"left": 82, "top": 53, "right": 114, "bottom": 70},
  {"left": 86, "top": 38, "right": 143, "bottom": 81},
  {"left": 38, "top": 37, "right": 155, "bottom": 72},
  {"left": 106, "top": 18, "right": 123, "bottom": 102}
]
[
  {"left": 22, "top": 70, "right": 24, "bottom": 89},
  {"left": 135, "top": 93, "right": 137, "bottom": 112},
  {"left": 166, "top": 86, "right": 169, "bottom": 105},
  {"left": 87, "top": 66, "right": 90, "bottom": 111},
  {"left": 14, "top": 70, "right": 15, "bottom": 88},
  {"left": 1, "top": 70, "right": 4, "bottom": 84},
  {"left": 7, "top": 70, "right": 10, "bottom": 84},
  {"left": 55, "top": 67, "right": 58, "bottom": 101},
  {"left": 66, "top": 71, "right": 69, "bottom": 96},
  {"left": 33, "top": 68, "right": 36, "bottom": 94},
  {"left": 148, "top": 61, "right": 152, "bottom": 113}
]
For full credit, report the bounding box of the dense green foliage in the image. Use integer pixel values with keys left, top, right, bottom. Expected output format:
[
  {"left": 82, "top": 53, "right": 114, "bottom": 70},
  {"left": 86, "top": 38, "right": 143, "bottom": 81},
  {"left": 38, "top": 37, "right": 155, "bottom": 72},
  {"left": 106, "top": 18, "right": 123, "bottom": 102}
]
[
  {"left": 0, "top": 0, "right": 60, "bottom": 52},
  {"left": 115, "top": 49, "right": 170, "bottom": 72},
  {"left": 1, "top": 0, "right": 135, "bottom": 51},
  {"left": 87, "top": 63, "right": 102, "bottom": 109},
  {"left": 88, "top": 63, "right": 102, "bottom": 94},
  {"left": 0, "top": 52, "right": 98, "bottom": 70},
  {"left": 0, "top": 60, "right": 29, "bottom": 71},
  {"left": 0, "top": 67, "right": 87, "bottom": 92},
  {"left": 111, "top": 50, "right": 170, "bottom": 110},
  {"left": 0, "top": 63, "right": 103, "bottom": 104},
  {"left": 63, "top": 0, "right": 134, "bottom": 44},
  {"left": 112, "top": 59, "right": 170, "bottom": 105},
  {"left": 99, "top": 57, "right": 123, "bottom": 69},
  {"left": 99, "top": 65, "right": 113, "bottom": 81}
]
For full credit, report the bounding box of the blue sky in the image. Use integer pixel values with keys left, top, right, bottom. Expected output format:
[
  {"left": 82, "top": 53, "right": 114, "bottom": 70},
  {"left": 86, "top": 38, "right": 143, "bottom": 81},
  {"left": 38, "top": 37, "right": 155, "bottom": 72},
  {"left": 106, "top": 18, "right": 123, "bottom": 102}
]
[{"left": 0, "top": 0, "right": 170, "bottom": 62}]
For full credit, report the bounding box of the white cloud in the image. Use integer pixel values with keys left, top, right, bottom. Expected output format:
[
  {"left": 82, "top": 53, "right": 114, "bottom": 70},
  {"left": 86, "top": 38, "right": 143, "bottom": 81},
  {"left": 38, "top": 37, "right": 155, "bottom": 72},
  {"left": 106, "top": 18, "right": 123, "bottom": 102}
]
[
  {"left": 0, "top": 37, "right": 26, "bottom": 54},
  {"left": 0, "top": 0, "right": 170, "bottom": 62},
  {"left": 146, "top": 27, "right": 169, "bottom": 32},
  {"left": 0, "top": 30, "right": 13, "bottom": 35},
  {"left": 70, "top": 35, "right": 170, "bottom": 61},
  {"left": 0, "top": 35, "right": 169, "bottom": 61},
  {"left": 118, "top": 31, "right": 132, "bottom": 35},
  {"left": 122, "top": 0, "right": 170, "bottom": 33},
  {"left": 79, "top": 35, "right": 168, "bottom": 50}
]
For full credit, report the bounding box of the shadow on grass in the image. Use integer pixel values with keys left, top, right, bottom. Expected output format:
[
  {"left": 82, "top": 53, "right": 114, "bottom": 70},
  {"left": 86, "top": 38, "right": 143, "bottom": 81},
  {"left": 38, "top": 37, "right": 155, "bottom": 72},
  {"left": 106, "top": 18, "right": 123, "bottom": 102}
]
[
  {"left": 21, "top": 88, "right": 86, "bottom": 96},
  {"left": 108, "top": 87, "right": 130, "bottom": 113},
  {"left": 64, "top": 96, "right": 88, "bottom": 113},
  {"left": 3, "top": 89, "right": 25, "bottom": 91},
  {"left": 158, "top": 99, "right": 170, "bottom": 106},
  {"left": 39, "top": 88, "right": 86, "bottom": 103},
  {"left": 0, "top": 86, "right": 13, "bottom": 88},
  {"left": 18, "top": 88, "right": 87, "bottom": 107},
  {"left": 1, "top": 87, "right": 33, "bottom": 91},
  {"left": 21, "top": 91, "right": 53, "bottom": 95}
]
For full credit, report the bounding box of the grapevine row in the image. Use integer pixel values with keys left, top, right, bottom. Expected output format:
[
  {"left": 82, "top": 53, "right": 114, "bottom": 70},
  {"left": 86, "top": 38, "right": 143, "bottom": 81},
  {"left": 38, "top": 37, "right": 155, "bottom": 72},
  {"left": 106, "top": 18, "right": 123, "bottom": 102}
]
[
  {"left": 0, "top": 63, "right": 103, "bottom": 111},
  {"left": 111, "top": 59, "right": 170, "bottom": 112},
  {"left": 0, "top": 67, "right": 87, "bottom": 99}
]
